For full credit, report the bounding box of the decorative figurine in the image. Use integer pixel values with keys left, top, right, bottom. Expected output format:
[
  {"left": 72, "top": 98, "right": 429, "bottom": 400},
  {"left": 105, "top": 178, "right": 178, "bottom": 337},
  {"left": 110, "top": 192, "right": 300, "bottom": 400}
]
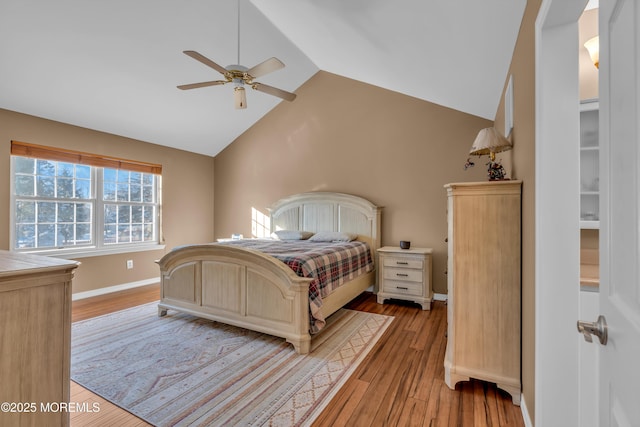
[
  {"left": 464, "top": 158, "right": 475, "bottom": 170},
  {"left": 487, "top": 160, "right": 507, "bottom": 180}
]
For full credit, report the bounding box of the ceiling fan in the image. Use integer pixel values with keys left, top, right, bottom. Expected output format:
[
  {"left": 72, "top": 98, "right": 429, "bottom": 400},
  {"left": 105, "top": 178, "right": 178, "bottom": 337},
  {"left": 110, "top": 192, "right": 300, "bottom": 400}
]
[{"left": 177, "top": 0, "right": 296, "bottom": 109}]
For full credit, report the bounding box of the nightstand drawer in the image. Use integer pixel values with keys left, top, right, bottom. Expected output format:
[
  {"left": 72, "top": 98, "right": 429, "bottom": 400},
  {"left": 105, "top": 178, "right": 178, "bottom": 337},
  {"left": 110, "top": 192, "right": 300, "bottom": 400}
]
[
  {"left": 381, "top": 280, "right": 423, "bottom": 296},
  {"left": 383, "top": 257, "right": 424, "bottom": 269},
  {"left": 383, "top": 267, "right": 423, "bottom": 283}
]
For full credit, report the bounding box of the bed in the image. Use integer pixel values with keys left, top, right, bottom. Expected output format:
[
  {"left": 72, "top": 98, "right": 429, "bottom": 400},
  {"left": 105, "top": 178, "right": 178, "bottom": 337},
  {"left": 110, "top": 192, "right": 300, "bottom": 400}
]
[{"left": 156, "top": 192, "right": 382, "bottom": 354}]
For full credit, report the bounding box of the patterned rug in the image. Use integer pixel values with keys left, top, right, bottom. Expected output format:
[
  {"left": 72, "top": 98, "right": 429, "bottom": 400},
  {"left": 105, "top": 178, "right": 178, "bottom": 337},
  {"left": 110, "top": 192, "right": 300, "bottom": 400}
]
[{"left": 71, "top": 302, "right": 392, "bottom": 426}]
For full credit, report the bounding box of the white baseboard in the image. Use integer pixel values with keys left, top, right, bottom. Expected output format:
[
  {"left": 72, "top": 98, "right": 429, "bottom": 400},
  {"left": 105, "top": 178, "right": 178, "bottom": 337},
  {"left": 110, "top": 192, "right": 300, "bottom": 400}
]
[
  {"left": 520, "top": 394, "right": 533, "bottom": 427},
  {"left": 433, "top": 292, "right": 447, "bottom": 301},
  {"left": 72, "top": 277, "right": 159, "bottom": 301}
]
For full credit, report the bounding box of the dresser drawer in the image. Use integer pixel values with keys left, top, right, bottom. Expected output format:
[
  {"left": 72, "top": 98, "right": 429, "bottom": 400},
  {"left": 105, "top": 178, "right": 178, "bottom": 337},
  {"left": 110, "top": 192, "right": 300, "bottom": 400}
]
[
  {"left": 381, "top": 280, "right": 423, "bottom": 297},
  {"left": 383, "top": 257, "right": 424, "bottom": 270},
  {"left": 383, "top": 267, "right": 423, "bottom": 283}
]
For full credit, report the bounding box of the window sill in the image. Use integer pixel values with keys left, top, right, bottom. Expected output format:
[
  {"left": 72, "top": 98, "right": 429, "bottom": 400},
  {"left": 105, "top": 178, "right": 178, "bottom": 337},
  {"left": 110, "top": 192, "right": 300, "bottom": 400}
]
[{"left": 16, "top": 243, "right": 166, "bottom": 260}]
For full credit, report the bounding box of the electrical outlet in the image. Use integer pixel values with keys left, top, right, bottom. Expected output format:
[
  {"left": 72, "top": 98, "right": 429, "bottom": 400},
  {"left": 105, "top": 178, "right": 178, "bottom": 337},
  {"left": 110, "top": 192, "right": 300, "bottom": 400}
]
[{"left": 126, "top": 260, "right": 133, "bottom": 269}]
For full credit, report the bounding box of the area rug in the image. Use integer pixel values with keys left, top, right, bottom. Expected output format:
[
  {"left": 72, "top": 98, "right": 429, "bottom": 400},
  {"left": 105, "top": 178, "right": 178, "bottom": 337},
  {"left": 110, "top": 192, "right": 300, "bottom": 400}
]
[{"left": 71, "top": 302, "right": 392, "bottom": 426}]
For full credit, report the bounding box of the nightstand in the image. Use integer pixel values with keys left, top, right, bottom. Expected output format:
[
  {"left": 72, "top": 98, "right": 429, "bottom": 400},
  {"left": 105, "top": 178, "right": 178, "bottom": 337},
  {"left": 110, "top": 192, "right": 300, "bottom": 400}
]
[{"left": 376, "top": 246, "right": 433, "bottom": 310}]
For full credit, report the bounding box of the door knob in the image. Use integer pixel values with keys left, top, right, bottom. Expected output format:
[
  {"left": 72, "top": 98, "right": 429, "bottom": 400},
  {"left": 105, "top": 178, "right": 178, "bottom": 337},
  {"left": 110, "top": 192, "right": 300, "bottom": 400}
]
[{"left": 577, "top": 315, "right": 608, "bottom": 345}]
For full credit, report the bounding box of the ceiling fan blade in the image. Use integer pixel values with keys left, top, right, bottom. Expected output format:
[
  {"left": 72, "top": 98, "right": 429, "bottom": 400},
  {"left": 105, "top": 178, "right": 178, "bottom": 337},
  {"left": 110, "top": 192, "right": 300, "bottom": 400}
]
[
  {"left": 247, "top": 57, "right": 285, "bottom": 78},
  {"left": 252, "top": 82, "right": 296, "bottom": 102},
  {"left": 183, "top": 50, "right": 228, "bottom": 76},
  {"left": 177, "top": 80, "right": 227, "bottom": 90}
]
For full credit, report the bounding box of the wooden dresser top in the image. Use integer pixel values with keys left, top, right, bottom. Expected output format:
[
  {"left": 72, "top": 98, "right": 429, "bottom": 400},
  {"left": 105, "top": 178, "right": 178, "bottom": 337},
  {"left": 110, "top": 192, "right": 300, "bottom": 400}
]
[{"left": 0, "top": 250, "right": 78, "bottom": 278}]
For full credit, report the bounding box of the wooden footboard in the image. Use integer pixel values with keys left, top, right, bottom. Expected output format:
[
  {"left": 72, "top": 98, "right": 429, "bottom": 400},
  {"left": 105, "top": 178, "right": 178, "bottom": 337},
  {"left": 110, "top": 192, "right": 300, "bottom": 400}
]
[{"left": 156, "top": 244, "right": 315, "bottom": 354}]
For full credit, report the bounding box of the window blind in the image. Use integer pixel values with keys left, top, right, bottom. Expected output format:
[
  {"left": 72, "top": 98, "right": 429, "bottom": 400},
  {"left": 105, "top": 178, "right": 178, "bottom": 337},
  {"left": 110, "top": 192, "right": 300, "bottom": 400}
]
[{"left": 11, "top": 140, "right": 162, "bottom": 175}]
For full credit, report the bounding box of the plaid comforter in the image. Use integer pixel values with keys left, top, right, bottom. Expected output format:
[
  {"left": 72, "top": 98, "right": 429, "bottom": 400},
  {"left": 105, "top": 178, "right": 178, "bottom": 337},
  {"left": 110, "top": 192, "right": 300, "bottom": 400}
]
[{"left": 218, "top": 239, "right": 374, "bottom": 333}]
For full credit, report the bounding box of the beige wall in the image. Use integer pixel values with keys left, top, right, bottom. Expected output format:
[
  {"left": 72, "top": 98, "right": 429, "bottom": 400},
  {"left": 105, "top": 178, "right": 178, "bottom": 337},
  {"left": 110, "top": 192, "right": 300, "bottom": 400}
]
[
  {"left": 493, "top": 0, "right": 541, "bottom": 421},
  {"left": 214, "top": 71, "right": 492, "bottom": 295},
  {"left": 0, "top": 109, "right": 215, "bottom": 294}
]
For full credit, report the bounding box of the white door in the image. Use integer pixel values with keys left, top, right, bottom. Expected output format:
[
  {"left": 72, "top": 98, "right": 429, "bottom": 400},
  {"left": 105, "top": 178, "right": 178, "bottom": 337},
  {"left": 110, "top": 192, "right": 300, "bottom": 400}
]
[{"left": 598, "top": 0, "right": 640, "bottom": 425}]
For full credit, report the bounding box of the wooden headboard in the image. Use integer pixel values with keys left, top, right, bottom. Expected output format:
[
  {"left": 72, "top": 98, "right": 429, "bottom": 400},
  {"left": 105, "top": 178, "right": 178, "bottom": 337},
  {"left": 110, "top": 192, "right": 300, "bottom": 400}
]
[{"left": 268, "top": 192, "right": 382, "bottom": 252}]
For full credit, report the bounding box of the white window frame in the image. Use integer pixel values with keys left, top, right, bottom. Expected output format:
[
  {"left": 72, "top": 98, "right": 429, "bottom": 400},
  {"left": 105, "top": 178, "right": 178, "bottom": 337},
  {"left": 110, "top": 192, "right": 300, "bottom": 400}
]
[{"left": 10, "top": 156, "right": 164, "bottom": 259}]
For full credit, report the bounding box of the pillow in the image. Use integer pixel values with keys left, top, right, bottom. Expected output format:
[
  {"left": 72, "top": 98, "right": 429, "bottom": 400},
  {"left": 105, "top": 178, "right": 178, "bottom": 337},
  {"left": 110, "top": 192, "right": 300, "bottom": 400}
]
[
  {"left": 308, "top": 231, "right": 358, "bottom": 242},
  {"left": 270, "top": 230, "right": 314, "bottom": 240}
]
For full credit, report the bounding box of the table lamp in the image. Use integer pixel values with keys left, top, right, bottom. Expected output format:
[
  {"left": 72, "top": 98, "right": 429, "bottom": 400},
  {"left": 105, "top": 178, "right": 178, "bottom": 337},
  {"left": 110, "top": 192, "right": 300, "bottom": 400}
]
[{"left": 469, "top": 127, "right": 513, "bottom": 180}]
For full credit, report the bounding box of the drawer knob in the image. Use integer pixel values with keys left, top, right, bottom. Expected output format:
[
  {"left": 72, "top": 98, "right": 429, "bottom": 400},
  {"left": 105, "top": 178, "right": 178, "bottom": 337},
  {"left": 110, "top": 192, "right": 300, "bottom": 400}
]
[
  {"left": 396, "top": 273, "right": 409, "bottom": 277},
  {"left": 396, "top": 261, "right": 409, "bottom": 265},
  {"left": 396, "top": 286, "right": 408, "bottom": 290}
]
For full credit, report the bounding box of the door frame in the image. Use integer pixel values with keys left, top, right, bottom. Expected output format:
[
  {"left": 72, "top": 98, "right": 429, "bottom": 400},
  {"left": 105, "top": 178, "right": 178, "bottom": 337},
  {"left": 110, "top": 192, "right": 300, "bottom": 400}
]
[{"left": 534, "top": 0, "right": 586, "bottom": 425}]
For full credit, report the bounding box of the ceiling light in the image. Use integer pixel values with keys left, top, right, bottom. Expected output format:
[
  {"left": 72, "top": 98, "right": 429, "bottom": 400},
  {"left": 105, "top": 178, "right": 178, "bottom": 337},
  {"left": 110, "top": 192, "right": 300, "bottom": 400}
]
[{"left": 584, "top": 36, "right": 599, "bottom": 69}]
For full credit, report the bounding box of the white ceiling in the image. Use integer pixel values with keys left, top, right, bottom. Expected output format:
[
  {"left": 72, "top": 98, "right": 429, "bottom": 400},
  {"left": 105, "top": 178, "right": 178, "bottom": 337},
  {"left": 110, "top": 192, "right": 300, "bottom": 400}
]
[{"left": 0, "top": 0, "right": 526, "bottom": 157}]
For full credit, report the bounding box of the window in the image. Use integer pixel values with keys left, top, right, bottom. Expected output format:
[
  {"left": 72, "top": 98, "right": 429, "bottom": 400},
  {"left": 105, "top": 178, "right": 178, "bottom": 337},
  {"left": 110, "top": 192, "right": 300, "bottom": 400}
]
[
  {"left": 10, "top": 141, "right": 162, "bottom": 257},
  {"left": 102, "top": 169, "right": 157, "bottom": 245}
]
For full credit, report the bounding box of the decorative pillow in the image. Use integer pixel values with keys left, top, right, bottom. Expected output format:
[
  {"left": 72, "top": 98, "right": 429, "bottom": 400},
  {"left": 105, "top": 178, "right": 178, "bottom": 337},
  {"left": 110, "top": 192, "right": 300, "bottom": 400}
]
[
  {"left": 308, "top": 231, "right": 358, "bottom": 242},
  {"left": 270, "top": 230, "right": 314, "bottom": 240}
]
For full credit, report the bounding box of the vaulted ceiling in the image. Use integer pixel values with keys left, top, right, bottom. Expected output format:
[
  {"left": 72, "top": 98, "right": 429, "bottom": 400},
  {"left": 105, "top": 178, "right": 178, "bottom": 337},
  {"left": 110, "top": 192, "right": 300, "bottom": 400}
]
[{"left": 0, "top": 0, "right": 526, "bottom": 157}]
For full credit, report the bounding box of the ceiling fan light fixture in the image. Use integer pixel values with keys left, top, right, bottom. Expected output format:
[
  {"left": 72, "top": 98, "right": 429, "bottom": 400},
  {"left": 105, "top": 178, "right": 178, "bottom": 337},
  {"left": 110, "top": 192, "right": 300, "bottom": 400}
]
[
  {"left": 177, "top": 2, "right": 296, "bottom": 108},
  {"left": 234, "top": 86, "right": 247, "bottom": 109}
]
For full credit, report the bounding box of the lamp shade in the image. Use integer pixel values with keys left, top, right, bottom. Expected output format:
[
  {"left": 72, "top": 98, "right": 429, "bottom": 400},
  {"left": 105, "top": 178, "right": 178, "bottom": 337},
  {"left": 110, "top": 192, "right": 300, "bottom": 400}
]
[
  {"left": 469, "top": 127, "right": 513, "bottom": 158},
  {"left": 584, "top": 36, "right": 599, "bottom": 69},
  {"left": 234, "top": 86, "right": 247, "bottom": 109}
]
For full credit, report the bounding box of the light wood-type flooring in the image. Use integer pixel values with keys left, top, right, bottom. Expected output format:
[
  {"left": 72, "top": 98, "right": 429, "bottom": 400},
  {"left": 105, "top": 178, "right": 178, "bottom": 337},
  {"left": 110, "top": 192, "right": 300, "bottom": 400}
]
[{"left": 70, "top": 284, "right": 525, "bottom": 427}]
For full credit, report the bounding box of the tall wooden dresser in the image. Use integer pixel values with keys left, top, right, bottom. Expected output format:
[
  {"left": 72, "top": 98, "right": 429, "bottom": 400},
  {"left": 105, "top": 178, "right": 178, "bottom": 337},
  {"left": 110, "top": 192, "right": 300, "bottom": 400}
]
[
  {"left": 443, "top": 181, "right": 522, "bottom": 405},
  {"left": 0, "top": 251, "right": 78, "bottom": 426}
]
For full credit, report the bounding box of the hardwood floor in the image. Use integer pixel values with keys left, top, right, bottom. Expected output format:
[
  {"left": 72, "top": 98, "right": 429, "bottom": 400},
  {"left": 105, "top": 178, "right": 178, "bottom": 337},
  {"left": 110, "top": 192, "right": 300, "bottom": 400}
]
[{"left": 70, "top": 285, "right": 524, "bottom": 427}]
